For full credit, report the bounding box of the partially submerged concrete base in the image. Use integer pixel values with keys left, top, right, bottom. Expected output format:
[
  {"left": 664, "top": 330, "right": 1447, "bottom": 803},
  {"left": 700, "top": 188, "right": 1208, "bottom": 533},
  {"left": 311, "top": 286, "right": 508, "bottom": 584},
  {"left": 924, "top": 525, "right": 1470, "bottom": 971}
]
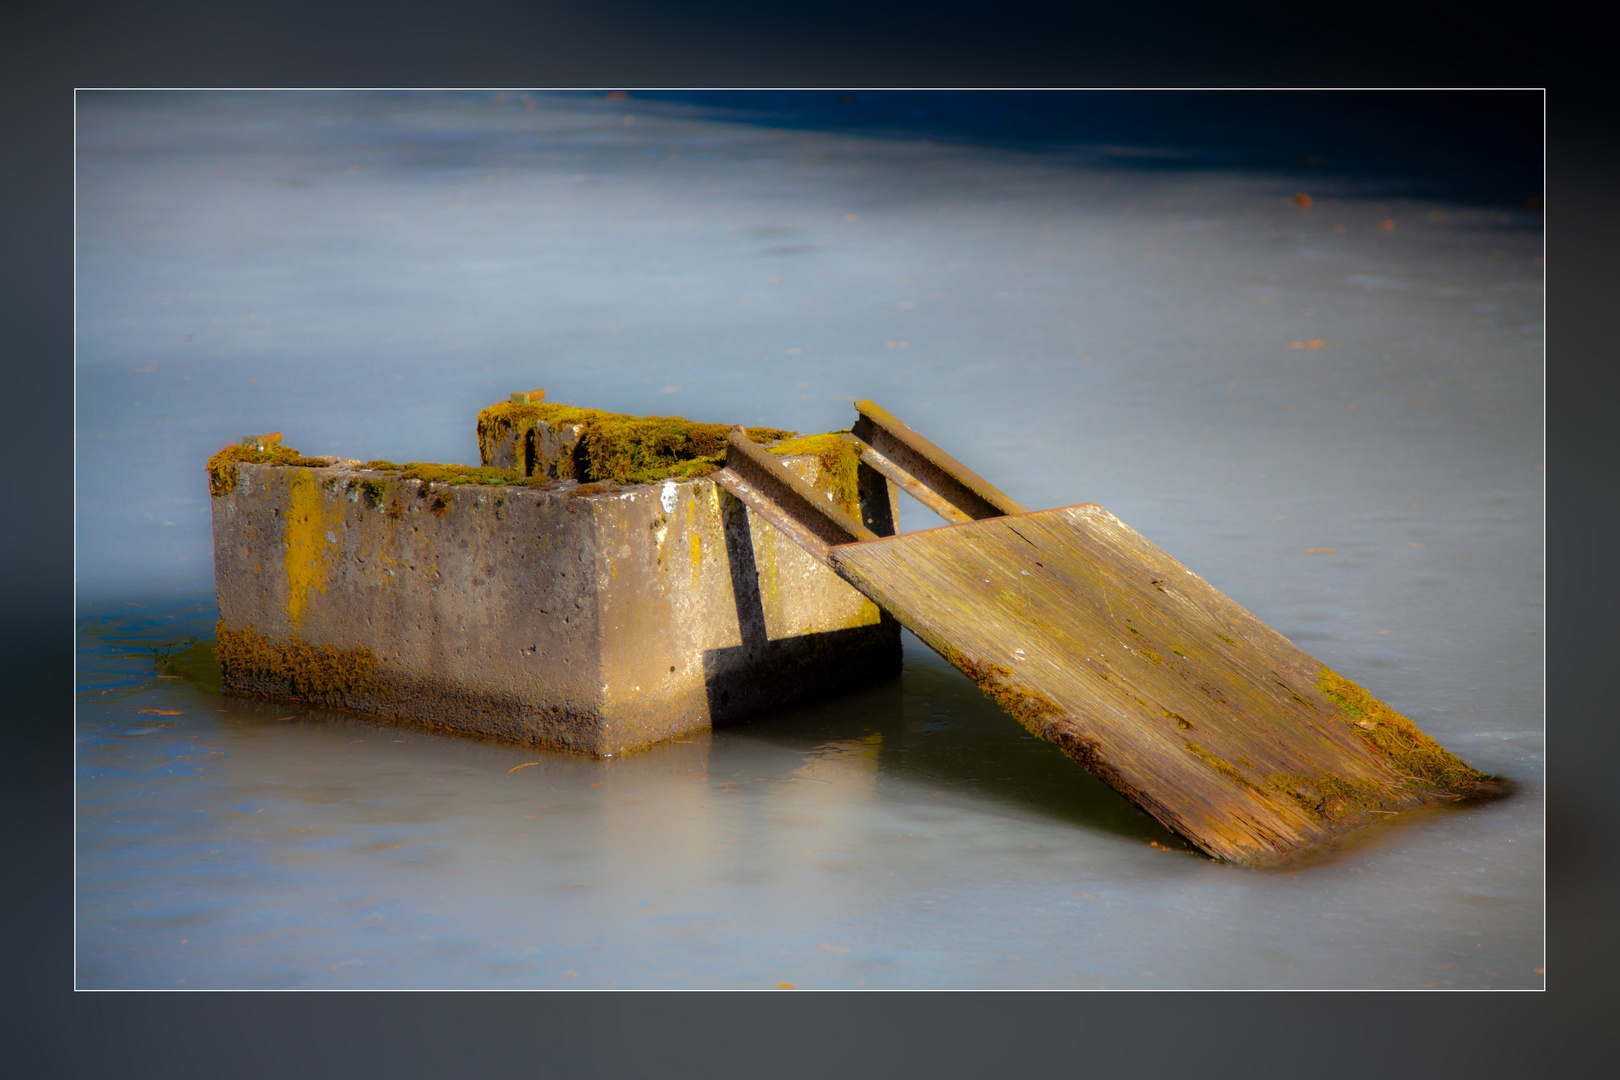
[{"left": 210, "top": 428, "right": 900, "bottom": 756}]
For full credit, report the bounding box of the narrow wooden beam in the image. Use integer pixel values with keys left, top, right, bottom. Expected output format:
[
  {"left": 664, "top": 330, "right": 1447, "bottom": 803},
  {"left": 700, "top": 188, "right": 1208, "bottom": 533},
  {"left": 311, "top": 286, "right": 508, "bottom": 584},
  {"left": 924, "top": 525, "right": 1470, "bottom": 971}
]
[
  {"left": 851, "top": 400, "right": 1026, "bottom": 521},
  {"left": 713, "top": 429, "right": 877, "bottom": 567},
  {"left": 852, "top": 441, "right": 970, "bottom": 524}
]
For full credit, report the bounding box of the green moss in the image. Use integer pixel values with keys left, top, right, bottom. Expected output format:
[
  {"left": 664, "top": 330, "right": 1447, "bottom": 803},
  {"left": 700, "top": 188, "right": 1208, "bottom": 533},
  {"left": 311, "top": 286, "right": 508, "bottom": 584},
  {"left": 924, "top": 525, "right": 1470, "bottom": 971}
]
[
  {"left": 475, "top": 400, "right": 548, "bottom": 467},
  {"left": 1163, "top": 708, "right": 1194, "bottom": 729},
  {"left": 358, "top": 478, "right": 389, "bottom": 505},
  {"left": 768, "top": 431, "right": 862, "bottom": 515},
  {"left": 364, "top": 459, "right": 402, "bottom": 471},
  {"left": 663, "top": 458, "right": 724, "bottom": 480},
  {"left": 399, "top": 462, "right": 523, "bottom": 486},
  {"left": 943, "top": 647, "right": 1065, "bottom": 729},
  {"left": 1316, "top": 668, "right": 1492, "bottom": 794},
  {"left": 1267, "top": 770, "right": 1391, "bottom": 822},
  {"left": 567, "top": 412, "right": 794, "bottom": 485},
  {"left": 215, "top": 622, "right": 376, "bottom": 700},
  {"left": 475, "top": 400, "right": 798, "bottom": 486},
  {"left": 206, "top": 443, "right": 335, "bottom": 497},
  {"left": 1184, "top": 741, "right": 1258, "bottom": 789}
]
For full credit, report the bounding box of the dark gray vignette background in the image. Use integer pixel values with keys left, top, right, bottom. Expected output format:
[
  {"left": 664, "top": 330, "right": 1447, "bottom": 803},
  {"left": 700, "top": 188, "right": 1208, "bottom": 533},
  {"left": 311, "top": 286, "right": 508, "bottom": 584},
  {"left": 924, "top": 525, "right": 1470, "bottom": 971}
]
[{"left": 8, "top": 2, "right": 1605, "bottom": 1077}]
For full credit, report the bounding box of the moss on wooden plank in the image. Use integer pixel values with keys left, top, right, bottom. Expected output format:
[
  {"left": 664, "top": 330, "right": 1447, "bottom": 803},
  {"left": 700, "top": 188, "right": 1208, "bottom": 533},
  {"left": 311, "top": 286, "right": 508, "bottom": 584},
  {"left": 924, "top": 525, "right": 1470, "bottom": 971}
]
[{"left": 1316, "top": 667, "right": 1495, "bottom": 796}]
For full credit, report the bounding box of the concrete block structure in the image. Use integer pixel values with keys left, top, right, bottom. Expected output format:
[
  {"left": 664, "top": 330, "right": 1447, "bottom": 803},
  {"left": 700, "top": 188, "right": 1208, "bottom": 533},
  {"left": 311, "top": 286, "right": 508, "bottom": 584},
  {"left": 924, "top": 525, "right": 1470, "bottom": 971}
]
[{"left": 208, "top": 404, "right": 901, "bottom": 756}]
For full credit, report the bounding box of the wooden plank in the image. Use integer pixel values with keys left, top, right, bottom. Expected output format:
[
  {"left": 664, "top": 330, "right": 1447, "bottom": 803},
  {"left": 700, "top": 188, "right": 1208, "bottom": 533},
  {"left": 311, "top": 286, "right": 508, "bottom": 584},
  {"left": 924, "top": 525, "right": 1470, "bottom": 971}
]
[
  {"left": 851, "top": 400, "right": 1025, "bottom": 520},
  {"left": 829, "top": 505, "right": 1502, "bottom": 866}
]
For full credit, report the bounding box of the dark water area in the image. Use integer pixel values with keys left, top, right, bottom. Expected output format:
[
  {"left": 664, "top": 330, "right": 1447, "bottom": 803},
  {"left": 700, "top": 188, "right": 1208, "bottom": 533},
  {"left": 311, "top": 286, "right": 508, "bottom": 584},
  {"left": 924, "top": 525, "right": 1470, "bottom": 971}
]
[
  {"left": 74, "top": 90, "right": 1543, "bottom": 988},
  {"left": 598, "top": 90, "right": 1544, "bottom": 207}
]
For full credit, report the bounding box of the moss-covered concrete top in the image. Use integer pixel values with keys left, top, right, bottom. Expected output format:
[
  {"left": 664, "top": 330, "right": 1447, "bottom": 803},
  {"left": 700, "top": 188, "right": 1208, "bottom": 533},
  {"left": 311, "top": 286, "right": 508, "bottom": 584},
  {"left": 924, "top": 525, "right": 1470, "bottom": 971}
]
[
  {"left": 207, "top": 443, "right": 586, "bottom": 500},
  {"left": 209, "top": 402, "right": 860, "bottom": 501},
  {"left": 476, "top": 400, "right": 808, "bottom": 486},
  {"left": 207, "top": 443, "right": 343, "bottom": 497},
  {"left": 765, "top": 431, "right": 862, "bottom": 514}
]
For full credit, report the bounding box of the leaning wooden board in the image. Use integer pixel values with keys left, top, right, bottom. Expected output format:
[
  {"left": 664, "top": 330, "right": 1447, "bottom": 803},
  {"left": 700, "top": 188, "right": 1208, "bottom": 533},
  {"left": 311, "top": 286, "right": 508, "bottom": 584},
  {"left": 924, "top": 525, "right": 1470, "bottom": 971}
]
[{"left": 828, "top": 504, "right": 1500, "bottom": 867}]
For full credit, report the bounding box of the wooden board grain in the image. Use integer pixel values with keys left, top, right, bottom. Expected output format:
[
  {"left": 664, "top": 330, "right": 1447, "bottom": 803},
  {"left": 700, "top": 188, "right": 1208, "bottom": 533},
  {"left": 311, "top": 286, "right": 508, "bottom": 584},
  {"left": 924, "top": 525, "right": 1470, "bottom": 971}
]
[{"left": 829, "top": 504, "right": 1494, "bottom": 866}]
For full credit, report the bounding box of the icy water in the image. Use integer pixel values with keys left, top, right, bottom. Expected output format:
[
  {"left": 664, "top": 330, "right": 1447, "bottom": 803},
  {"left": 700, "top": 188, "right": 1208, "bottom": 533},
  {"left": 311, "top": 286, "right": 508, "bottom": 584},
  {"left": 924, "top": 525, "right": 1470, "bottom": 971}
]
[{"left": 75, "top": 91, "right": 1543, "bottom": 989}]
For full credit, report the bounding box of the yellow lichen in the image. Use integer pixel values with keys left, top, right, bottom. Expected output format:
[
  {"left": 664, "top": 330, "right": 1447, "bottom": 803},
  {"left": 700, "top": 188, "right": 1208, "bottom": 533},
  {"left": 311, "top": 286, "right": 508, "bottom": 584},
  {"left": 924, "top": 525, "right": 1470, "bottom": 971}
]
[{"left": 283, "top": 468, "right": 338, "bottom": 629}]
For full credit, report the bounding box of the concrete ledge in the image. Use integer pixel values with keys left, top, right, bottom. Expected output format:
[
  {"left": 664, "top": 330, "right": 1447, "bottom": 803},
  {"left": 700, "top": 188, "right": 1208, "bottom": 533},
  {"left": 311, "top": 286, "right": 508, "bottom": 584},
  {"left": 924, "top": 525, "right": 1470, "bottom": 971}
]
[{"left": 210, "top": 452, "right": 900, "bottom": 756}]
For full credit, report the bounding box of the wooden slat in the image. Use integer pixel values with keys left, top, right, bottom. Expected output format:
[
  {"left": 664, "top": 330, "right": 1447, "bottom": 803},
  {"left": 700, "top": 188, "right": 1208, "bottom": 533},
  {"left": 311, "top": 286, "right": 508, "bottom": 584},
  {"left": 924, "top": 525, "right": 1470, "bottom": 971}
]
[
  {"left": 829, "top": 505, "right": 1489, "bottom": 866},
  {"left": 854, "top": 442, "right": 975, "bottom": 525},
  {"left": 711, "top": 467, "right": 838, "bottom": 568},
  {"left": 851, "top": 400, "right": 1026, "bottom": 520}
]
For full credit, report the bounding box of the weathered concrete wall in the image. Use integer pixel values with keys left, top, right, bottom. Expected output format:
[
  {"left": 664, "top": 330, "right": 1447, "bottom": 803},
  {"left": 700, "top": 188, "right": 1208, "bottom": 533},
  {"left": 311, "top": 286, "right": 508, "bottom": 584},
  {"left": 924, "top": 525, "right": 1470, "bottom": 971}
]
[{"left": 210, "top": 455, "right": 899, "bottom": 755}]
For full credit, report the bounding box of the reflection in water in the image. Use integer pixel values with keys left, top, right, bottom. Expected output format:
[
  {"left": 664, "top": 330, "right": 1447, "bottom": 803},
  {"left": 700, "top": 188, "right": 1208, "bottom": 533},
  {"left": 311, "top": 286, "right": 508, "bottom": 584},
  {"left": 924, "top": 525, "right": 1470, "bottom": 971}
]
[
  {"left": 78, "top": 604, "right": 1532, "bottom": 989},
  {"left": 74, "top": 90, "right": 1542, "bottom": 989}
]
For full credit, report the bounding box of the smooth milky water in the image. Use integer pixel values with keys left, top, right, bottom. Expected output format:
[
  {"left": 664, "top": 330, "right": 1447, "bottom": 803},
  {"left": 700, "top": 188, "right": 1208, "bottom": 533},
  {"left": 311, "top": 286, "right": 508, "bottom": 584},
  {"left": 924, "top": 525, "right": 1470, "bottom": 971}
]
[{"left": 74, "top": 91, "right": 1543, "bottom": 989}]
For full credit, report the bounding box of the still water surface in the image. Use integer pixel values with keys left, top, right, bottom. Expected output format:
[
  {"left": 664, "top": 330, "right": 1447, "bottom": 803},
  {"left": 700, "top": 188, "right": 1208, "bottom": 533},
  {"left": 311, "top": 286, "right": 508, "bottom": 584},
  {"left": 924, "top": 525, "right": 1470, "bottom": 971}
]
[{"left": 75, "top": 91, "right": 1543, "bottom": 989}]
